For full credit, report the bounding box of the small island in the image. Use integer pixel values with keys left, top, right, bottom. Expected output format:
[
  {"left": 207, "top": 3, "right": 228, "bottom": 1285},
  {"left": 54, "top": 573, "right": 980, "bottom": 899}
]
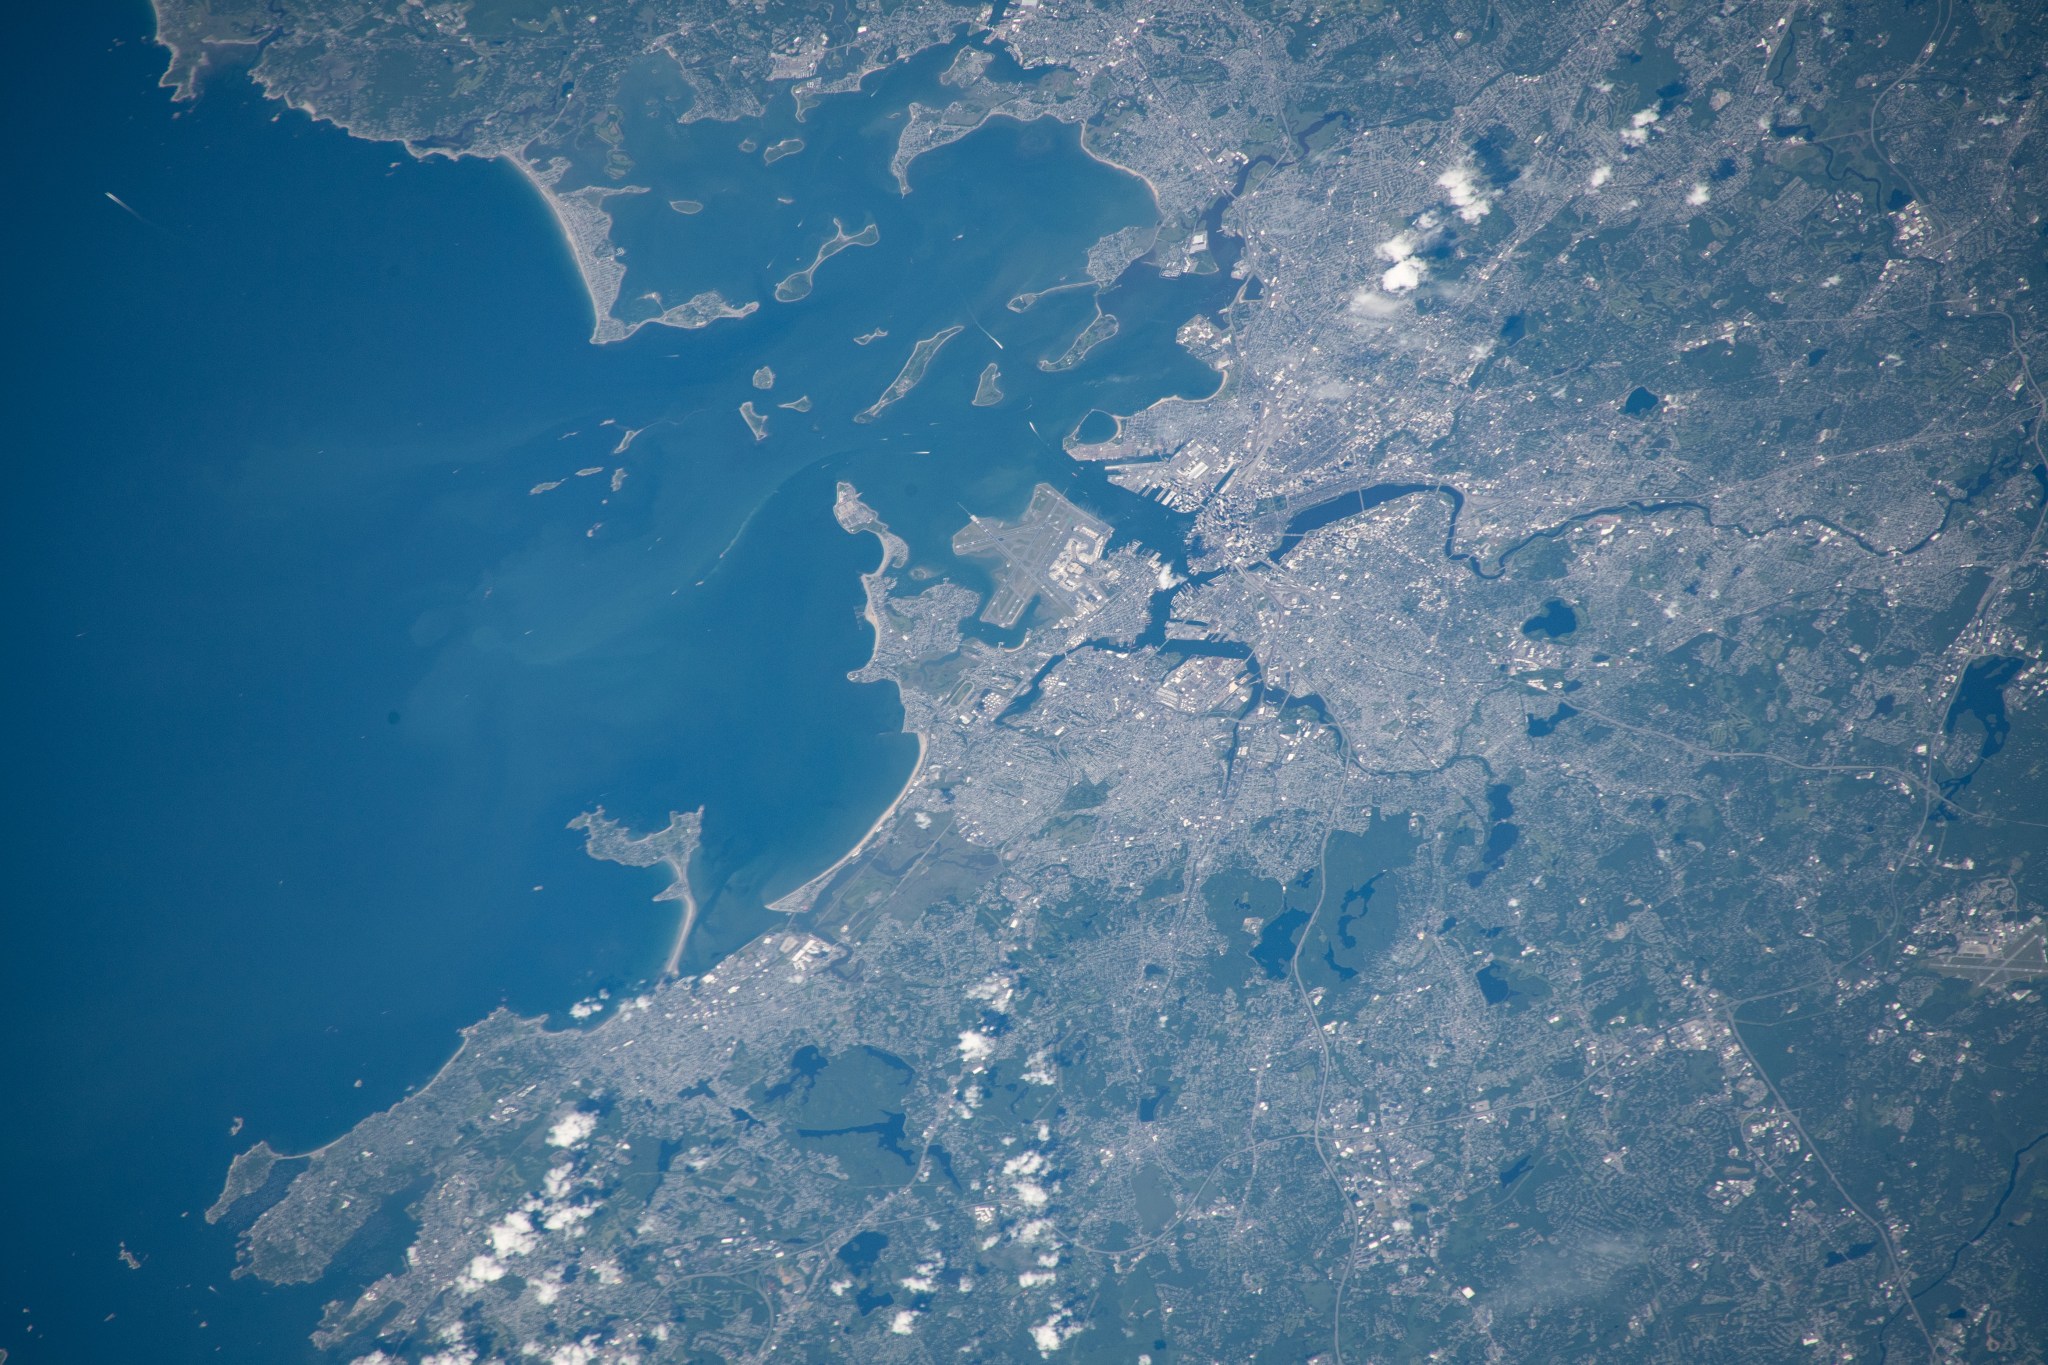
[
  {"left": 855, "top": 324, "right": 964, "bottom": 423},
  {"left": 972, "top": 361, "right": 1004, "bottom": 407},
  {"left": 738, "top": 401, "right": 770, "bottom": 441},
  {"left": 774, "top": 217, "right": 880, "bottom": 303},
  {"left": 1039, "top": 306, "right": 1118, "bottom": 372}
]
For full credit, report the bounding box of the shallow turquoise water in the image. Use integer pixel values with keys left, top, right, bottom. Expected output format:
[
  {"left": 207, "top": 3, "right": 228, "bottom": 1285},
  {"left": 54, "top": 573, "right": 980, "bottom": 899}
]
[{"left": 7, "top": 7, "right": 1231, "bottom": 1360}]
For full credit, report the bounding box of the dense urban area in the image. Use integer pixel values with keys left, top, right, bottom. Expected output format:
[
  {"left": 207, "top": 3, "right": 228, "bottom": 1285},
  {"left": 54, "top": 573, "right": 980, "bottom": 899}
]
[{"left": 155, "top": 0, "right": 2048, "bottom": 1358}]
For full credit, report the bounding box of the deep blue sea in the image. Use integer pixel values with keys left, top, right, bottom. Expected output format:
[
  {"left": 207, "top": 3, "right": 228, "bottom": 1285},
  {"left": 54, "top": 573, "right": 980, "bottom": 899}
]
[{"left": 6, "top": 5, "right": 1232, "bottom": 1360}]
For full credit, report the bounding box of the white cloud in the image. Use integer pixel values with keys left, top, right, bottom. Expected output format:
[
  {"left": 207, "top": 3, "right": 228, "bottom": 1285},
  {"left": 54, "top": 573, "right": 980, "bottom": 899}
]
[
  {"left": 1347, "top": 288, "right": 1404, "bottom": 320},
  {"left": 1032, "top": 1312, "right": 1082, "bottom": 1355},
  {"left": 1686, "top": 183, "right": 1712, "bottom": 206},
  {"left": 891, "top": 1310, "right": 920, "bottom": 1335},
  {"left": 1437, "top": 162, "right": 1493, "bottom": 223},
  {"left": 458, "top": 1254, "right": 506, "bottom": 1289},
  {"left": 542, "top": 1202, "right": 596, "bottom": 1233},
  {"left": 1006, "top": 1149, "right": 1055, "bottom": 1206},
  {"left": 1589, "top": 164, "right": 1613, "bottom": 189},
  {"left": 958, "top": 1030, "right": 996, "bottom": 1064},
  {"left": 1375, "top": 225, "right": 1435, "bottom": 294},
  {"left": 966, "top": 974, "right": 1016, "bottom": 1012},
  {"left": 488, "top": 1210, "right": 537, "bottom": 1258},
  {"left": 546, "top": 1111, "right": 597, "bottom": 1149},
  {"left": 1380, "top": 257, "right": 1427, "bottom": 293}
]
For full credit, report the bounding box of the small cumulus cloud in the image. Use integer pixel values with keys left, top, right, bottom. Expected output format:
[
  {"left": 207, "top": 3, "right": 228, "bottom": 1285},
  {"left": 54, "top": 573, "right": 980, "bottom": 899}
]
[
  {"left": 542, "top": 1201, "right": 596, "bottom": 1233},
  {"left": 1377, "top": 231, "right": 1427, "bottom": 293},
  {"left": 487, "top": 1210, "right": 537, "bottom": 1259},
  {"left": 1436, "top": 161, "right": 1494, "bottom": 224},
  {"left": 1381, "top": 256, "right": 1427, "bottom": 293},
  {"left": 965, "top": 974, "right": 1016, "bottom": 1012},
  {"left": 1031, "top": 1311, "right": 1083, "bottom": 1355},
  {"left": 1004, "top": 1150, "right": 1048, "bottom": 1176},
  {"left": 1005, "top": 1149, "right": 1053, "bottom": 1207},
  {"left": 457, "top": 1254, "right": 506, "bottom": 1289},
  {"left": 546, "top": 1111, "right": 597, "bottom": 1149},
  {"left": 1347, "top": 288, "right": 1406, "bottom": 321}
]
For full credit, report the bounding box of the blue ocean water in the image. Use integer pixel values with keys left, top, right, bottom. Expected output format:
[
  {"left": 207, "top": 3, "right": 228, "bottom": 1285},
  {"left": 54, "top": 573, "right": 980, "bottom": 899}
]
[{"left": 6, "top": 5, "right": 1233, "bottom": 1360}]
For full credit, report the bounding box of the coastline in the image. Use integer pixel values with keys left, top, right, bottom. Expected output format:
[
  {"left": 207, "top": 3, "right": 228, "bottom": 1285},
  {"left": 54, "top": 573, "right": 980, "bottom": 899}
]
[
  {"left": 659, "top": 872, "right": 702, "bottom": 978},
  {"left": 206, "top": 1004, "right": 543, "bottom": 1209},
  {"left": 511, "top": 156, "right": 635, "bottom": 345},
  {"left": 568, "top": 807, "right": 707, "bottom": 978},
  {"left": 766, "top": 485, "right": 930, "bottom": 915},
  {"left": 767, "top": 731, "right": 929, "bottom": 917}
]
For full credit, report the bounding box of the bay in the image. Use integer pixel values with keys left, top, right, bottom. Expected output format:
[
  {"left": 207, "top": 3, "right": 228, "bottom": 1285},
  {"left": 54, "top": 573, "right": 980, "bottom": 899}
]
[{"left": 5, "top": 5, "right": 1233, "bottom": 1360}]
